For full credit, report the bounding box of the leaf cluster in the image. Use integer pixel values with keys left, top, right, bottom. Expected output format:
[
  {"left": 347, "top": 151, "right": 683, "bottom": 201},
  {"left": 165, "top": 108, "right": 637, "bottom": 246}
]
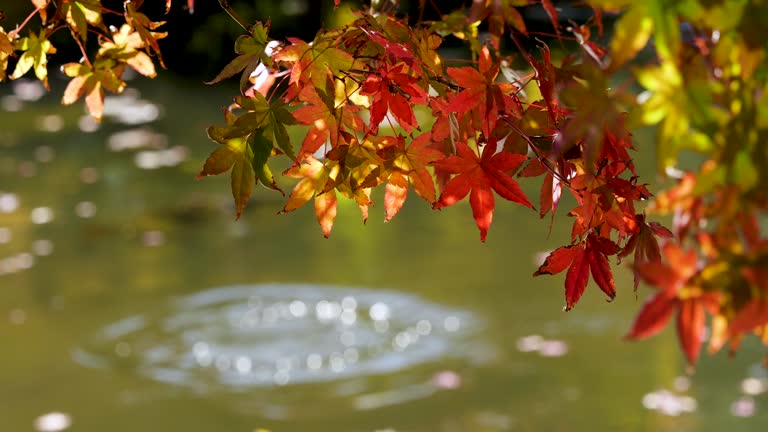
[{"left": 5, "top": 0, "right": 768, "bottom": 369}]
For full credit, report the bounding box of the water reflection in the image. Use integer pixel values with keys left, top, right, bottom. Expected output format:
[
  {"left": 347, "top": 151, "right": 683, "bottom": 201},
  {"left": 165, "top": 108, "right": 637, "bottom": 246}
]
[
  {"left": 74, "top": 284, "right": 489, "bottom": 418},
  {"left": 33, "top": 412, "right": 72, "bottom": 432},
  {"left": 642, "top": 389, "right": 698, "bottom": 416}
]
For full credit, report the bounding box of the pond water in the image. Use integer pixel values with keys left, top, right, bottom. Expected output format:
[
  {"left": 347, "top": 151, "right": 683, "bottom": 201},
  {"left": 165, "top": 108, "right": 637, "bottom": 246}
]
[{"left": 0, "top": 76, "right": 766, "bottom": 432}]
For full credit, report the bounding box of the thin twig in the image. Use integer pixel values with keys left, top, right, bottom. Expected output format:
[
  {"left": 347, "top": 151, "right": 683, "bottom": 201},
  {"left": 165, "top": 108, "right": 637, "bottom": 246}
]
[
  {"left": 502, "top": 116, "right": 571, "bottom": 188},
  {"left": 69, "top": 27, "right": 93, "bottom": 68},
  {"left": 218, "top": 0, "right": 250, "bottom": 32},
  {"left": 9, "top": 6, "right": 43, "bottom": 38}
]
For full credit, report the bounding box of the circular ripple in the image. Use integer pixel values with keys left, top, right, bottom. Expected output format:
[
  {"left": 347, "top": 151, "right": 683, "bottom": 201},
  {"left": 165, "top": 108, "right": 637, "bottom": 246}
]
[{"left": 73, "top": 284, "right": 492, "bottom": 417}]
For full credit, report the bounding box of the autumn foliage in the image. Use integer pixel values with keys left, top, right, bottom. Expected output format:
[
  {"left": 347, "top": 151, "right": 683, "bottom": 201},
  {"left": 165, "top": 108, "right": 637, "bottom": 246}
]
[{"left": 2, "top": 0, "right": 768, "bottom": 368}]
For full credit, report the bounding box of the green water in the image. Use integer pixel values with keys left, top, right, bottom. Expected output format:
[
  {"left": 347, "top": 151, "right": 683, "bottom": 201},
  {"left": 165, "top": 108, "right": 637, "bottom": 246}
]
[{"left": 0, "top": 77, "right": 765, "bottom": 432}]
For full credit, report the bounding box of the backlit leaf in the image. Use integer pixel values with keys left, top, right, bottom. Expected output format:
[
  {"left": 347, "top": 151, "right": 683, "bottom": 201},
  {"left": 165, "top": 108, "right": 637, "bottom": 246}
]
[
  {"left": 677, "top": 299, "right": 705, "bottom": 366},
  {"left": 11, "top": 30, "right": 56, "bottom": 88},
  {"left": 609, "top": 3, "right": 652, "bottom": 70},
  {"left": 230, "top": 157, "right": 255, "bottom": 219},
  {"left": 62, "top": 0, "right": 103, "bottom": 43},
  {"left": 124, "top": 0, "right": 167, "bottom": 68},
  {"left": 625, "top": 291, "right": 677, "bottom": 339},
  {"left": 433, "top": 140, "right": 532, "bottom": 241}
]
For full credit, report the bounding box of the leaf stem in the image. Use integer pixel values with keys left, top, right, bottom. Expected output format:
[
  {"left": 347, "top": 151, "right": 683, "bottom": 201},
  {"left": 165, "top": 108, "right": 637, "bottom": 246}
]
[
  {"left": 218, "top": 0, "right": 250, "bottom": 32},
  {"left": 502, "top": 117, "right": 571, "bottom": 188},
  {"left": 9, "top": 5, "right": 43, "bottom": 39},
  {"left": 69, "top": 26, "right": 93, "bottom": 68}
]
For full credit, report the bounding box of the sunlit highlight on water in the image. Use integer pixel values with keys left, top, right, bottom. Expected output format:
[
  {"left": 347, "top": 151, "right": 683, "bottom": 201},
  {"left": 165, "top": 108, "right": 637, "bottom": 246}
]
[
  {"left": 103, "top": 92, "right": 161, "bottom": 124},
  {"left": 30, "top": 207, "right": 54, "bottom": 224},
  {"left": 108, "top": 128, "right": 168, "bottom": 152},
  {"left": 14, "top": 80, "right": 45, "bottom": 102},
  {"left": 34, "top": 145, "right": 56, "bottom": 162},
  {"left": 18, "top": 161, "right": 37, "bottom": 177},
  {"left": 73, "top": 283, "right": 486, "bottom": 414},
  {"left": 741, "top": 377, "right": 767, "bottom": 396},
  {"left": 75, "top": 201, "right": 97, "bottom": 219},
  {"left": 731, "top": 396, "right": 756, "bottom": 417},
  {"left": 0, "top": 227, "right": 11, "bottom": 244},
  {"left": 79, "top": 167, "right": 100, "bottom": 184},
  {"left": 9, "top": 308, "right": 27, "bottom": 325},
  {"left": 0, "top": 192, "right": 19, "bottom": 213},
  {"left": 78, "top": 115, "right": 100, "bottom": 133},
  {"left": 642, "top": 389, "right": 697, "bottom": 416},
  {"left": 36, "top": 115, "right": 64, "bottom": 133},
  {"left": 33, "top": 412, "right": 71, "bottom": 432}
]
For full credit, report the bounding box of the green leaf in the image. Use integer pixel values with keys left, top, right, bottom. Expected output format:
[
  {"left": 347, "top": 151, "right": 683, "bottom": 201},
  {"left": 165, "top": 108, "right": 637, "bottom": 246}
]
[
  {"left": 206, "top": 23, "right": 271, "bottom": 91},
  {"left": 11, "top": 30, "right": 56, "bottom": 88},
  {"left": 732, "top": 150, "right": 758, "bottom": 190},
  {"left": 609, "top": 3, "right": 653, "bottom": 70},
  {"left": 205, "top": 53, "right": 254, "bottom": 85},
  {"left": 249, "top": 132, "right": 282, "bottom": 194},
  {"left": 235, "top": 94, "right": 297, "bottom": 161},
  {"left": 648, "top": 0, "right": 681, "bottom": 63},
  {"left": 196, "top": 145, "right": 239, "bottom": 179},
  {"left": 230, "top": 157, "right": 255, "bottom": 220}
]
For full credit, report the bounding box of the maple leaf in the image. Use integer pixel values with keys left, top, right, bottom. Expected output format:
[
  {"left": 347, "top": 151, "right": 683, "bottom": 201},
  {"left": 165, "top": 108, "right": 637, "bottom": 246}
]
[
  {"left": 625, "top": 243, "right": 717, "bottom": 366},
  {"left": 618, "top": 214, "right": 674, "bottom": 292},
  {"left": 291, "top": 85, "right": 364, "bottom": 157},
  {"left": 360, "top": 63, "right": 427, "bottom": 134},
  {"left": 273, "top": 34, "right": 358, "bottom": 93},
  {"left": 124, "top": 0, "right": 167, "bottom": 68},
  {"left": 540, "top": 0, "right": 561, "bottom": 39},
  {"left": 412, "top": 29, "right": 444, "bottom": 78},
  {"left": 11, "top": 29, "right": 56, "bottom": 89},
  {"left": 233, "top": 92, "right": 297, "bottom": 160},
  {"left": 61, "top": 0, "right": 104, "bottom": 43},
  {"left": 29, "top": 0, "right": 50, "bottom": 23},
  {"left": 445, "top": 45, "right": 521, "bottom": 138},
  {"left": 322, "top": 139, "right": 378, "bottom": 210},
  {"left": 568, "top": 173, "right": 638, "bottom": 241},
  {"left": 359, "top": 27, "right": 416, "bottom": 64},
  {"left": 433, "top": 140, "right": 532, "bottom": 241},
  {"left": 363, "top": 133, "right": 444, "bottom": 221},
  {"left": 205, "top": 22, "right": 271, "bottom": 94},
  {"left": 199, "top": 112, "right": 283, "bottom": 218},
  {"left": 98, "top": 24, "right": 158, "bottom": 78},
  {"left": 526, "top": 43, "right": 563, "bottom": 124},
  {"left": 727, "top": 298, "right": 768, "bottom": 340},
  {"left": 281, "top": 156, "right": 338, "bottom": 238},
  {"left": 61, "top": 59, "right": 126, "bottom": 120},
  {"left": 0, "top": 27, "right": 13, "bottom": 82},
  {"left": 468, "top": 0, "right": 528, "bottom": 50},
  {"left": 534, "top": 233, "right": 619, "bottom": 311},
  {"left": 430, "top": 10, "right": 481, "bottom": 54},
  {"left": 608, "top": 1, "right": 653, "bottom": 71}
]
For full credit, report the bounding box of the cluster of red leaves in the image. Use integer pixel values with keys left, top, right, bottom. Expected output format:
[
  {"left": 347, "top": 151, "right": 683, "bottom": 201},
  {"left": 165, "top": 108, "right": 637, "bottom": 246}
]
[
  {"left": 2, "top": 0, "right": 765, "bottom": 371},
  {"left": 188, "top": 0, "right": 768, "bottom": 368}
]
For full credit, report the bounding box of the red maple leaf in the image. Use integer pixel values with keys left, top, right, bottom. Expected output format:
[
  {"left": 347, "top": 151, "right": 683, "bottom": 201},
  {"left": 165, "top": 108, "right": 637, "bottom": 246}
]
[
  {"left": 445, "top": 45, "right": 521, "bottom": 138},
  {"left": 618, "top": 214, "right": 674, "bottom": 291},
  {"left": 291, "top": 85, "right": 364, "bottom": 157},
  {"left": 534, "top": 233, "right": 619, "bottom": 311},
  {"left": 432, "top": 140, "right": 532, "bottom": 241},
  {"left": 371, "top": 133, "right": 445, "bottom": 221},
  {"left": 281, "top": 156, "right": 338, "bottom": 238},
  {"left": 360, "top": 63, "right": 427, "bottom": 134},
  {"left": 625, "top": 243, "right": 719, "bottom": 366},
  {"left": 568, "top": 173, "right": 639, "bottom": 241}
]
